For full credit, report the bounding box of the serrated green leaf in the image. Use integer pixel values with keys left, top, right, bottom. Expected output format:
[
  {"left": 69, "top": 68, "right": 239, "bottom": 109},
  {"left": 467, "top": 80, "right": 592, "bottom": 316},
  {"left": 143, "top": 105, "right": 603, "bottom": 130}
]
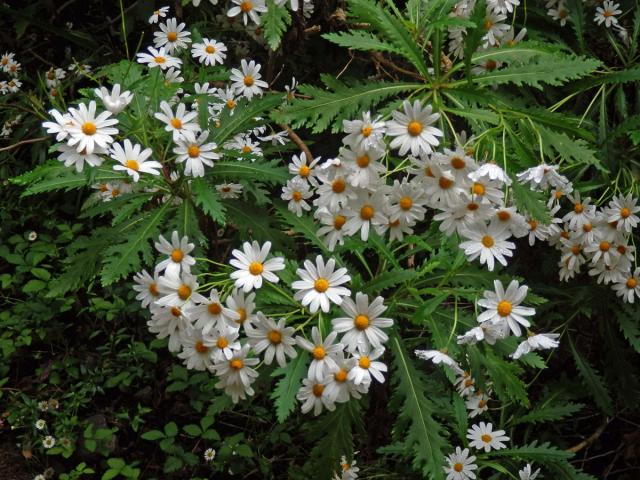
[
  {"left": 263, "top": 0, "right": 291, "bottom": 50},
  {"left": 275, "top": 205, "right": 329, "bottom": 254},
  {"left": 513, "top": 402, "right": 584, "bottom": 425},
  {"left": 210, "top": 159, "right": 288, "bottom": 184},
  {"left": 213, "top": 94, "right": 283, "bottom": 144},
  {"left": 537, "top": 125, "right": 605, "bottom": 173},
  {"left": 569, "top": 339, "right": 613, "bottom": 415},
  {"left": 482, "top": 350, "right": 529, "bottom": 406},
  {"left": 617, "top": 305, "right": 640, "bottom": 354},
  {"left": 270, "top": 351, "right": 309, "bottom": 423},
  {"left": 511, "top": 180, "right": 551, "bottom": 223},
  {"left": 191, "top": 178, "right": 226, "bottom": 224},
  {"left": 487, "top": 440, "right": 573, "bottom": 462}
]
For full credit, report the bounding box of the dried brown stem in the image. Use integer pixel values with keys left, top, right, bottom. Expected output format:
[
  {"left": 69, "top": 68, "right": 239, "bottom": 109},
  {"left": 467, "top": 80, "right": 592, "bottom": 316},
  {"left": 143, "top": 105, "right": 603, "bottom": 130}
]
[
  {"left": 0, "top": 136, "right": 49, "bottom": 152},
  {"left": 566, "top": 420, "right": 609, "bottom": 453},
  {"left": 280, "top": 124, "right": 313, "bottom": 160}
]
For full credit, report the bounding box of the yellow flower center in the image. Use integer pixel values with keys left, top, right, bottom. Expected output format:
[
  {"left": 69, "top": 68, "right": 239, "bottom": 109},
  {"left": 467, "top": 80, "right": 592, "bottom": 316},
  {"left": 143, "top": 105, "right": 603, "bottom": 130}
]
[
  {"left": 451, "top": 156, "right": 466, "bottom": 169},
  {"left": 268, "top": 330, "right": 282, "bottom": 344},
  {"left": 620, "top": 207, "right": 631, "bottom": 218},
  {"left": 555, "top": 190, "right": 564, "bottom": 199},
  {"left": 438, "top": 177, "right": 453, "bottom": 189},
  {"left": 361, "top": 125, "right": 373, "bottom": 137},
  {"left": 497, "top": 210, "right": 510, "bottom": 221},
  {"left": 230, "top": 359, "right": 243, "bottom": 370},
  {"left": 599, "top": 241, "right": 610, "bottom": 252},
  {"left": 399, "top": 196, "right": 413, "bottom": 210},
  {"left": 574, "top": 203, "right": 584, "bottom": 214},
  {"left": 205, "top": 45, "right": 216, "bottom": 54},
  {"left": 81, "top": 122, "right": 97, "bottom": 135},
  {"left": 195, "top": 341, "right": 208, "bottom": 353},
  {"left": 240, "top": 0, "right": 253, "bottom": 12},
  {"left": 356, "top": 155, "right": 370, "bottom": 168},
  {"left": 478, "top": 399, "right": 487, "bottom": 408},
  {"left": 243, "top": 75, "right": 254, "bottom": 87},
  {"left": 154, "top": 56, "right": 166, "bottom": 64},
  {"left": 314, "top": 278, "right": 329, "bottom": 293},
  {"left": 497, "top": 300, "right": 512, "bottom": 317},
  {"left": 111, "top": 188, "right": 120, "bottom": 197},
  {"left": 217, "top": 337, "right": 229, "bottom": 349},
  {"left": 472, "top": 182, "right": 486, "bottom": 196},
  {"left": 627, "top": 278, "right": 638, "bottom": 289},
  {"left": 170, "top": 117, "right": 182, "bottom": 129},
  {"left": 177, "top": 284, "right": 192, "bottom": 300},
  {"left": 483, "top": 20, "right": 493, "bottom": 30},
  {"left": 481, "top": 434, "right": 492, "bottom": 443},
  {"left": 358, "top": 356, "right": 371, "bottom": 369},
  {"left": 167, "top": 31, "right": 178, "bottom": 42},
  {"left": 332, "top": 178, "right": 346, "bottom": 193},
  {"left": 454, "top": 462, "right": 464, "bottom": 472},
  {"left": 617, "top": 245, "right": 626, "bottom": 254},
  {"left": 292, "top": 191, "right": 302, "bottom": 202},
  {"left": 208, "top": 302, "right": 222, "bottom": 315},
  {"left": 528, "top": 220, "right": 538, "bottom": 231},
  {"left": 188, "top": 145, "right": 201, "bottom": 158},
  {"left": 334, "top": 215, "right": 346, "bottom": 230},
  {"left": 171, "top": 307, "right": 182, "bottom": 317},
  {"left": 334, "top": 369, "right": 348, "bottom": 383},
  {"left": 571, "top": 245, "right": 581, "bottom": 255},
  {"left": 582, "top": 223, "right": 592, "bottom": 232},
  {"left": 226, "top": 99, "right": 236, "bottom": 109},
  {"left": 481, "top": 235, "right": 494, "bottom": 248},
  {"left": 360, "top": 205, "right": 374, "bottom": 220},
  {"left": 241, "top": 145, "right": 252, "bottom": 154},
  {"left": 354, "top": 314, "right": 369, "bottom": 330},
  {"left": 312, "top": 384, "right": 324, "bottom": 397},
  {"left": 407, "top": 121, "right": 423, "bottom": 136},
  {"left": 125, "top": 159, "right": 139, "bottom": 171},
  {"left": 312, "top": 346, "right": 326, "bottom": 359},
  {"left": 249, "top": 262, "right": 263, "bottom": 275},
  {"left": 236, "top": 308, "right": 247, "bottom": 324},
  {"left": 171, "top": 249, "right": 184, "bottom": 262},
  {"left": 296, "top": 165, "right": 310, "bottom": 178},
  {"left": 485, "top": 59, "right": 497, "bottom": 71}
]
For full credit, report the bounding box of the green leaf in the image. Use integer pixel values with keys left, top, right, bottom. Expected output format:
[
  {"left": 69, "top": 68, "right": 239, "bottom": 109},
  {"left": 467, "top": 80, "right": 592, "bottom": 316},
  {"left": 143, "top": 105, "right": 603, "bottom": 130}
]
[
  {"left": 164, "top": 422, "right": 178, "bottom": 438},
  {"left": 481, "top": 350, "right": 529, "bottom": 406},
  {"left": 191, "top": 178, "right": 227, "bottom": 224},
  {"left": 323, "top": 30, "right": 407, "bottom": 56},
  {"left": 213, "top": 94, "right": 283, "bottom": 144},
  {"left": 141, "top": 430, "right": 165, "bottom": 441},
  {"left": 362, "top": 269, "right": 417, "bottom": 293},
  {"left": 513, "top": 402, "right": 584, "bottom": 425},
  {"left": 510, "top": 180, "right": 551, "bottom": 223},
  {"left": 569, "top": 339, "right": 613, "bottom": 415},
  {"left": 275, "top": 205, "right": 329, "bottom": 254},
  {"left": 100, "top": 202, "right": 172, "bottom": 285},
  {"left": 470, "top": 54, "right": 601, "bottom": 89},
  {"left": 183, "top": 424, "right": 202, "bottom": 437},
  {"left": 263, "top": 0, "right": 291, "bottom": 50},
  {"left": 211, "top": 159, "right": 288, "bottom": 184},
  {"left": 270, "top": 352, "right": 309, "bottom": 423},
  {"left": 387, "top": 333, "right": 446, "bottom": 479},
  {"left": 23, "top": 279, "right": 46, "bottom": 293},
  {"left": 17, "top": 166, "right": 127, "bottom": 197},
  {"left": 487, "top": 440, "right": 573, "bottom": 462},
  {"left": 537, "top": 125, "right": 605, "bottom": 173},
  {"left": 274, "top": 78, "right": 422, "bottom": 133},
  {"left": 617, "top": 305, "right": 640, "bottom": 354}
]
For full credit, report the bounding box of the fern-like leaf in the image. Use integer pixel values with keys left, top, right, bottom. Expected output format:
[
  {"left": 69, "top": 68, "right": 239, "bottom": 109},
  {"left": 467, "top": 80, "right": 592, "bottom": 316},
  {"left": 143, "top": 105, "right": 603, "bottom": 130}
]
[
  {"left": 191, "top": 178, "right": 226, "bottom": 224},
  {"left": 510, "top": 180, "right": 551, "bottom": 223},
  {"left": 210, "top": 159, "right": 288, "bottom": 184},
  {"left": 213, "top": 94, "right": 283, "bottom": 144},
  {"left": 569, "top": 339, "right": 613, "bottom": 415},
  {"left": 263, "top": 0, "right": 291, "bottom": 50},
  {"left": 270, "top": 352, "right": 309, "bottom": 423},
  {"left": 513, "top": 402, "right": 584, "bottom": 425}
]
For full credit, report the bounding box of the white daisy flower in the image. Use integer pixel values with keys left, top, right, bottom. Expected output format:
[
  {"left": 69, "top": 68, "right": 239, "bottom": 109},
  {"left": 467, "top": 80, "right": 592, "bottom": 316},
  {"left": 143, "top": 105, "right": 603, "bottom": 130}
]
[
  {"left": 230, "top": 59, "right": 268, "bottom": 99},
  {"left": 153, "top": 18, "right": 191, "bottom": 54},
  {"left": 336, "top": 454, "right": 360, "bottom": 480},
  {"left": 588, "top": 257, "right": 627, "bottom": 284},
  {"left": 443, "top": 446, "right": 478, "bottom": 480},
  {"left": 511, "top": 332, "right": 560, "bottom": 359},
  {"left": 225, "top": 289, "right": 257, "bottom": 330},
  {"left": 482, "top": 8, "right": 510, "bottom": 46},
  {"left": 316, "top": 209, "right": 348, "bottom": 251},
  {"left": 204, "top": 448, "right": 216, "bottom": 462},
  {"left": 612, "top": 267, "right": 640, "bottom": 303},
  {"left": 163, "top": 67, "right": 184, "bottom": 85},
  {"left": 42, "top": 436, "right": 56, "bottom": 449},
  {"left": 214, "top": 87, "right": 238, "bottom": 114},
  {"left": 519, "top": 464, "right": 540, "bottom": 480},
  {"left": 332, "top": 292, "right": 392, "bottom": 353},
  {"left": 467, "top": 422, "right": 509, "bottom": 452},
  {"left": 340, "top": 145, "right": 386, "bottom": 189},
  {"left": 155, "top": 101, "right": 200, "bottom": 142},
  {"left": 516, "top": 164, "right": 567, "bottom": 190},
  {"left": 487, "top": 0, "right": 520, "bottom": 14},
  {"left": 110, "top": 139, "right": 162, "bottom": 182},
  {"left": 457, "top": 323, "right": 508, "bottom": 346},
  {"left": 477, "top": 280, "right": 536, "bottom": 337},
  {"left": 324, "top": 351, "right": 363, "bottom": 403},
  {"left": 296, "top": 326, "right": 343, "bottom": 382},
  {"left": 229, "top": 240, "right": 285, "bottom": 292},
  {"left": 212, "top": 344, "right": 259, "bottom": 403},
  {"left": 563, "top": 192, "right": 597, "bottom": 230},
  {"left": 227, "top": 0, "right": 267, "bottom": 25},
  {"left": 42, "top": 108, "right": 74, "bottom": 142},
  {"left": 281, "top": 178, "right": 313, "bottom": 216},
  {"left": 455, "top": 371, "right": 476, "bottom": 397},
  {"left": 66, "top": 101, "right": 118, "bottom": 154},
  {"left": 94, "top": 84, "right": 133, "bottom": 114},
  {"left": 174, "top": 130, "right": 220, "bottom": 177},
  {"left": 459, "top": 221, "right": 516, "bottom": 271},
  {"left": 156, "top": 269, "right": 206, "bottom": 308},
  {"left": 56, "top": 143, "right": 105, "bottom": 172},
  {"left": 466, "top": 391, "right": 490, "bottom": 418},
  {"left": 149, "top": 6, "right": 169, "bottom": 24},
  {"left": 415, "top": 349, "right": 459, "bottom": 369},
  {"left": 385, "top": 213, "right": 414, "bottom": 242},
  {"left": 191, "top": 38, "right": 227, "bottom": 66},
  {"left": 433, "top": 147, "right": 477, "bottom": 185},
  {"left": 349, "top": 347, "right": 387, "bottom": 385},
  {"left": 289, "top": 152, "right": 321, "bottom": 187},
  {"left": 500, "top": 26, "right": 527, "bottom": 47},
  {"left": 154, "top": 231, "right": 196, "bottom": 275},
  {"left": 387, "top": 100, "right": 443, "bottom": 157},
  {"left": 136, "top": 46, "right": 182, "bottom": 70},
  {"left": 192, "top": 289, "right": 240, "bottom": 334},
  {"left": 45, "top": 66, "right": 66, "bottom": 88},
  {"left": 133, "top": 269, "right": 160, "bottom": 309},
  {"left": 490, "top": 207, "right": 528, "bottom": 238},
  {"left": 387, "top": 177, "right": 427, "bottom": 224},
  {"left": 246, "top": 313, "right": 297, "bottom": 367},
  {"left": 206, "top": 324, "right": 241, "bottom": 363},
  {"left": 342, "top": 111, "right": 386, "bottom": 151},
  {"left": 227, "top": 134, "right": 263, "bottom": 157},
  {"left": 343, "top": 190, "right": 388, "bottom": 241},
  {"left": 297, "top": 377, "right": 336, "bottom": 416},
  {"left": 469, "top": 162, "right": 511, "bottom": 185},
  {"left": 594, "top": 1, "right": 621, "bottom": 28},
  {"left": 422, "top": 163, "right": 465, "bottom": 208},
  {"left": 35, "top": 419, "right": 46, "bottom": 430},
  {"left": 177, "top": 328, "right": 216, "bottom": 371},
  {"left": 292, "top": 255, "right": 351, "bottom": 313},
  {"left": 314, "top": 175, "right": 355, "bottom": 213},
  {"left": 216, "top": 183, "right": 243, "bottom": 199},
  {"left": 604, "top": 193, "right": 639, "bottom": 233}
]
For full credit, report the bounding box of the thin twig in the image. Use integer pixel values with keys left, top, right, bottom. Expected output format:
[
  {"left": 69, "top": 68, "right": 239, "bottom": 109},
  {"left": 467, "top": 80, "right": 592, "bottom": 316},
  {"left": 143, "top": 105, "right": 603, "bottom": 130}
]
[
  {"left": 566, "top": 420, "right": 609, "bottom": 453},
  {"left": 0, "top": 136, "right": 49, "bottom": 152},
  {"left": 370, "top": 52, "right": 425, "bottom": 82},
  {"left": 280, "top": 124, "right": 313, "bottom": 160}
]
